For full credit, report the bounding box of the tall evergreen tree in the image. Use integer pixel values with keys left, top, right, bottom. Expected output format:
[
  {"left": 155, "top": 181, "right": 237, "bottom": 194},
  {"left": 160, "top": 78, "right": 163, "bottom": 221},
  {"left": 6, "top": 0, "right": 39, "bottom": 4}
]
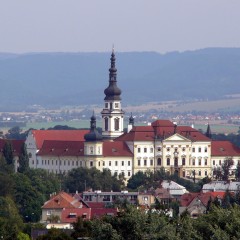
[
  {"left": 18, "top": 143, "right": 29, "bottom": 173},
  {"left": 3, "top": 141, "right": 14, "bottom": 171}
]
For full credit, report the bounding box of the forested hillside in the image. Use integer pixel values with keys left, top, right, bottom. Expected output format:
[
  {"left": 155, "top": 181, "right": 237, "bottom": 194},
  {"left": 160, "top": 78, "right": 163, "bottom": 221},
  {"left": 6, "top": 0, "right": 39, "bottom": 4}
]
[{"left": 0, "top": 48, "right": 240, "bottom": 110}]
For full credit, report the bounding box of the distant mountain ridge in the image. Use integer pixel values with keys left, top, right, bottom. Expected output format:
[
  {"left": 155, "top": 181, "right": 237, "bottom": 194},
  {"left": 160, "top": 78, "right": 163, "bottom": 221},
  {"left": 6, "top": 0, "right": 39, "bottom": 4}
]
[{"left": 0, "top": 48, "right": 240, "bottom": 111}]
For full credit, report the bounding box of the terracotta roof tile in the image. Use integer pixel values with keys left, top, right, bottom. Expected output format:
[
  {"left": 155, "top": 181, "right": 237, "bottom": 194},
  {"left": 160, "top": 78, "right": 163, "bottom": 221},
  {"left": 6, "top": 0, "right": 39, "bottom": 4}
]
[
  {"left": 180, "top": 192, "right": 225, "bottom": 207},
  {"left": 37, "top": 140, "right": 84, "bottom": 156},
  {"left": 211, "top": 141, "right": 240, "bottom": 156},
  {"left": 42, "top": 192, "right": 81, "bottom": 209},
  {"left": 91, "top": 208, "right": 118, "bottom": 219},
  {"left": 103, "top": 141, "right": 133, "bottom": 157},
  {"left": 61, "top": 208, "right": 91, "bottom": 223},
  {"left": 31, "top": 130, "right": 89, "bottom": 149},
  {"left": 85, "top": 202, "right": 105, "bottom": 209},
  {"left": 116, "top": 122, "right": 210, "bottom": 142}
]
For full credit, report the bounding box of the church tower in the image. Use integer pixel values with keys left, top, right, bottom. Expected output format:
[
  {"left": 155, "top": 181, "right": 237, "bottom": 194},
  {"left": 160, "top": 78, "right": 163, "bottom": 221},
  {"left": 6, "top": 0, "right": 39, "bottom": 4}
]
[{"left": 101, "top": 48, "right": 124, "bottom": 139}]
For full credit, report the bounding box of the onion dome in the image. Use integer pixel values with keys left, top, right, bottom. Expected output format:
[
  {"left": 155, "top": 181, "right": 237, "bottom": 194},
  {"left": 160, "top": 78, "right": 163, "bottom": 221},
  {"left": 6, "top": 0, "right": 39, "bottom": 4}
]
[
  {"left": 104, "top": 48, "right": 122, "bottom": 101},
  {"left": 84, "top": 112, "right": 103, "bottom": 142}
]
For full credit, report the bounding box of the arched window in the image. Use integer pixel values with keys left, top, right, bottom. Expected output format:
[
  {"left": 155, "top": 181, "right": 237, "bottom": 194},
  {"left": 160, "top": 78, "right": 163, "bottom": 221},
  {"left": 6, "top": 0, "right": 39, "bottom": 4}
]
[
  {"left": 105, "top": 117, "right": 108, "bottom": 131},
  {"left": 114, "top": 118, "right": 120, "bottom": 131},
  {"left": 157, "top": 158, "right": 161, "bottom": 166}
]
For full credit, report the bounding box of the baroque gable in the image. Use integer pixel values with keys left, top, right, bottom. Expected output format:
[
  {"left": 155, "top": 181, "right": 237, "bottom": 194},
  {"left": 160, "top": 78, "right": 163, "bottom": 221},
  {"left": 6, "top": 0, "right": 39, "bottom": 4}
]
[{"left": 164, "top": 133, "right": 191, "bottom": 142}]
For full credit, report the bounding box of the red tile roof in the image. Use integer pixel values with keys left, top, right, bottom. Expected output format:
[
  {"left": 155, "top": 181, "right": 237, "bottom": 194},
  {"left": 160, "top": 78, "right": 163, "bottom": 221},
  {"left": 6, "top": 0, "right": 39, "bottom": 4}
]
[
  {"left": 177, "top": 126, "right": 210, "bottom": 141},
  {"left": 61, "top": 208, "right": 91, "bottom": 223},
  {"left": 103, "top": 141, "right": 133, "bottom": 157},
  {"left": 85, "top": 202, "right": 105, "bottom": 209},
  {"left": 180, "top": 192, "right": 225, "bottom": 207},
  {"left": 31, "top": 130, "right": 89, "bottom": 149},
  {"left": 91, "top": 208, "right": 118, "bottom": 219},
  {"left": 37, "top": 140, "right": 84, "bottom": 157},
  {"left": 211, "top": 141, "right": 240, "bottom": 156},
  {"left": 116, "top": 121, "right": 210, "bottom": 142},
  {"left": 42, "top": 191, "right": 82, "bottom": 209},
  {"left": 151, "top": 120, "right": 175, "bottom": 127},
  {"left": 0, "top": 139, "right": 24, "bottom": 156}
]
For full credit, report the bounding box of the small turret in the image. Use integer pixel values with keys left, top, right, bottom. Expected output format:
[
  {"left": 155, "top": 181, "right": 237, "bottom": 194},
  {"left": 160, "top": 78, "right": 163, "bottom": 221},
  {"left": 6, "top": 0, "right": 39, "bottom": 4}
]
[
  {"left": 127, "top": 113, "right": 134, "bottom": 133},
  {"left": 84, "top": 112, "right": 103, "bottom": 142}
]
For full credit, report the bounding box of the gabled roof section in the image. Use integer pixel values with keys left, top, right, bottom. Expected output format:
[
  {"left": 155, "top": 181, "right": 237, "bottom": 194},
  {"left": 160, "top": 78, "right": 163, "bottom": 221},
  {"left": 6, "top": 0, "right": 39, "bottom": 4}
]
[
  {"left": 116, "top": 120, "right": 210, "bottom": 142},
  {"left": 37, "top": 140, "right": 84, "bottom": 156},
  {"left": 116, "top": 126, "right": 155, "bottom": 141},
  {"left": 42, "top": 191, "right": 82, "bottom": 209},
  {"left": 164, "top": 133, "right": 191, "bottom": 142},
  {"left": 31, "top": 130, "right": 89, "bottom": 149},
  {"left": 103, "top": 141, "right": 133, "bottom": 157},
  {"left": 177, "top": 126, "right": 211, "bottom": 142},
  {"left": 211, "top": 141, "right": 240, "bottom": 156},
  {"left": 180, "top": 192, "right": 225, "bottom": 207}
]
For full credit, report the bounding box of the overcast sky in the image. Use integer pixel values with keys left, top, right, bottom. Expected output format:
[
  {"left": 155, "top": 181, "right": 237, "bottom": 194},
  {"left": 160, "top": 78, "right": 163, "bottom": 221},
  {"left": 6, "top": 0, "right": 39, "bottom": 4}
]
[{"left": 0, "top": 0, "right": 239, "bottom": 53}]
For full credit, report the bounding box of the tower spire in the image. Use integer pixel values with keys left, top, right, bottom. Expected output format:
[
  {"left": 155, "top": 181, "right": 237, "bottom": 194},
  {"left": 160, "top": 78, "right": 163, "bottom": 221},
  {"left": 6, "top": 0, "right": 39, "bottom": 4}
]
[
  {"left": 101, "top": 49, "right": 125, "bottom": 139},
  {"left": 104, "top": 48, "right": 121, "bottom": 101}
]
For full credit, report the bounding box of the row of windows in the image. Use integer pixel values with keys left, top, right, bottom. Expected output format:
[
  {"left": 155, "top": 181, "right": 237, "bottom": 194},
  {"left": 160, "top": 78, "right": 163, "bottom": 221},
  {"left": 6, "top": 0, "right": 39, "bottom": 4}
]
[
  {"left": 34, "top": 159, "right": 84, "bottom": 167},
  {"left": 137, "top": 159, "right": 154, "bottom": 166},
  {"left": 137, "top": 146, "right": 208, "bottom": 153},
  {"left": 104, "top": 160, "right": 131, "bottom": 167},
  {"left": 182, "top": 170, "right": 208, "bottom": 177},
  {"left": 105, "top": 102, "right": 119, "bottom": 109},
  {"left": 192, "top": 159, "right": 208, "bottom": 166},
  {"left": 155, "top": 158, "right": 208, "bottom": 166},
  {"left": 89, "top": 146, "right": 101, "bottom": 154},
  {"left": 192, "top": 147, "right": 208, "bottom": 153},
  {"left": 104, "top": 117, "right": 120, "bottom": 131},
  {"left": 138, "top": 147, "right": 154, "bottom": 153},
  {"left": 113, "top": 170, "right": 131, "bottom": 177}
]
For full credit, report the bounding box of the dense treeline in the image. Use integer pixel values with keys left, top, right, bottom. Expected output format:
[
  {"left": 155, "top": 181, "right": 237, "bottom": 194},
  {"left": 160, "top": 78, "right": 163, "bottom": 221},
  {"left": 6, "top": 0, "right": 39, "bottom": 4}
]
[{"left": 127, "top": 168, "right": 206, "bottom": 192}]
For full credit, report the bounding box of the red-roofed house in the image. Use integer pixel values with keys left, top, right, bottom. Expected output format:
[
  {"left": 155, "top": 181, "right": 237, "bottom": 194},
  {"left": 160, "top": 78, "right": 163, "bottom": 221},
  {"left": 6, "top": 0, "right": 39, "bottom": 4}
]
[
  {"left": 41, "top": 191, "right": 117, "bottom": 223},
  {"left": 41, "top": 191, "right": 87, "bottom": 222},
  {"left": 179, "top": 191, "right": 225, "bottom": 218}
]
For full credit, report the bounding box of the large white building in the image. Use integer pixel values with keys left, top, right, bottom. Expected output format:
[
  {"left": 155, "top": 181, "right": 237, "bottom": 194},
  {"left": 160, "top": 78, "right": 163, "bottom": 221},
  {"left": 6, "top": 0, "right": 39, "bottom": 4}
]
[{"left": 25, "top": 50, "right": 240, "bottom": 180}]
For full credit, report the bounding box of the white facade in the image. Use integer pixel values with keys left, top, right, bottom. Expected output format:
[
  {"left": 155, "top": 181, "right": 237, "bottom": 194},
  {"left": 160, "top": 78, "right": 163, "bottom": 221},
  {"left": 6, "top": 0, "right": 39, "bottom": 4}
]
[{"left": 101, "top": 100, "right": 124, "bottom": 139}]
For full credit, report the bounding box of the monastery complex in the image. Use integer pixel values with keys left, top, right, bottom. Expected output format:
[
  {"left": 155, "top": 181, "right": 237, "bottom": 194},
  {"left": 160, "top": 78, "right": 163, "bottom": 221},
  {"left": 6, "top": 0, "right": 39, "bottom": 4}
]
[{"left": 25, "top": 50, "right": 240, "bottom": 180}]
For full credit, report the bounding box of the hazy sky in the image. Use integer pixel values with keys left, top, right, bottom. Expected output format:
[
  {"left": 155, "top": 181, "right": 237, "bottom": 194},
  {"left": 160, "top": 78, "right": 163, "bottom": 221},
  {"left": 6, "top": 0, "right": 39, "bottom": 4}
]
[{"left": 0, "top": 0, "right": 240, "bottom": 53}]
